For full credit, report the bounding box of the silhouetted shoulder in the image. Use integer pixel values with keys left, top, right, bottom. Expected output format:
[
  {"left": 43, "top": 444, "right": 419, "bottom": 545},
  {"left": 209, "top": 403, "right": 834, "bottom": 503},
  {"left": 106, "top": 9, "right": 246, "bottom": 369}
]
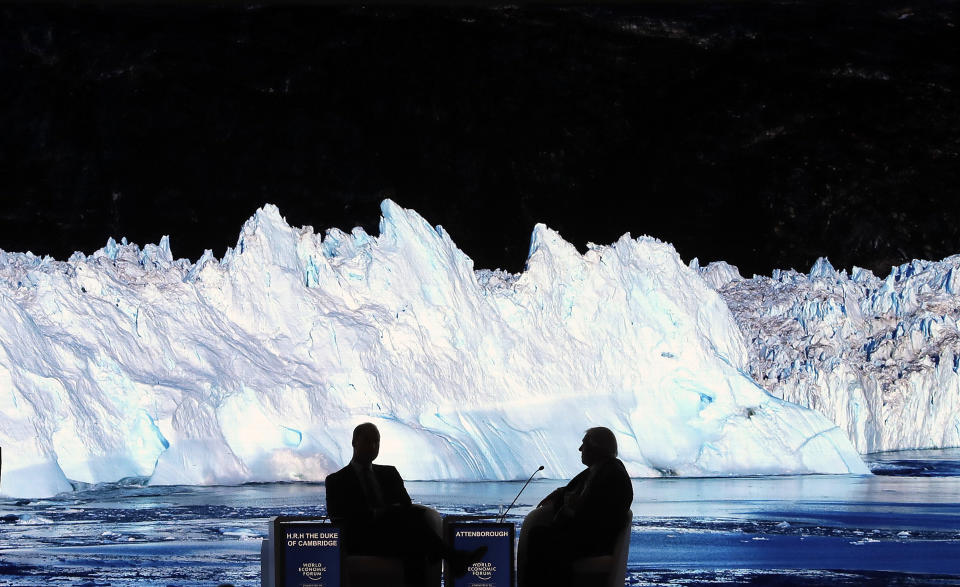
[
  {"left": 607, "top": 458, "right": 633, "bottom": 502},
  {"left": 600, "top": 457, "right": 630, "bottom": 479},
  {"left": 325, "top": 464, "right": 352, "bottom": 486},
  {"left": 373, "top": 464, "right": 402, "bottom": 478},
  {"left": 610, "top": 458, "right": 629, "bottom": 476},
  {"left": 605, "top": 458, "right": 631, "bottom": 482},
  {"left": 583, "top": 457, "right": 632, "bottom": 515}
]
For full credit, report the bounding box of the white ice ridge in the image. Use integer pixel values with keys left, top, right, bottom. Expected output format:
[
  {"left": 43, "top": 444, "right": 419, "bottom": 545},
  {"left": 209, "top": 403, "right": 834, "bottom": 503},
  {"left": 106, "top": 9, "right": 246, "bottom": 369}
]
[
  {"left": 699, "top": 257, "right": 960, "bottom": 454},
  {"left": 0, "top": 201, "right": 867, "bottom": 498}
]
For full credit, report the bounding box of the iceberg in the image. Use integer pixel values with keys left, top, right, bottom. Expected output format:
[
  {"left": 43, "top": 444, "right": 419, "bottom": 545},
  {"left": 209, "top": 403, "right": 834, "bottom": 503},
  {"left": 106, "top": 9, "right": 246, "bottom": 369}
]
[
  {"left": 0, "top": 201, "right": 867, "bottom": 498},
  {"left": 706, "top": 256, "right": 960, "bottom": 454}
]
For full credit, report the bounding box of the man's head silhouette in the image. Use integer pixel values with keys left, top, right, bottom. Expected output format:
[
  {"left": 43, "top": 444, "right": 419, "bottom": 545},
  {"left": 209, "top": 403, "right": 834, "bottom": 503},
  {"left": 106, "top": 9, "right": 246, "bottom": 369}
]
[
  {"left": 352, "top": 422, "right": 380, "bottom": 466},
  {"left": 579, "top": 427, "right": 617, "bottom": 466}
]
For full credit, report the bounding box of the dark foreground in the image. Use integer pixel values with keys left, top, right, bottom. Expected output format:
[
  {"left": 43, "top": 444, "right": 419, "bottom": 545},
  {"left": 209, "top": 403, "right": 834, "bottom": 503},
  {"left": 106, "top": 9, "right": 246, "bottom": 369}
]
[{"left": 1, "top": 450, "right": 959, "bottom": 586}]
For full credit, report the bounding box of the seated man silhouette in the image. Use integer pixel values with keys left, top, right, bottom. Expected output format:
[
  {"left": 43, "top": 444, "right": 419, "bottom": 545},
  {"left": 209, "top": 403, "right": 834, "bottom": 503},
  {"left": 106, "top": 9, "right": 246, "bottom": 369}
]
[
  {"left": 325, "top": 422, "right": 485, "bottom": 586},
  {"left": 523, "top": 427, "right": 633, "bottom": 587}
]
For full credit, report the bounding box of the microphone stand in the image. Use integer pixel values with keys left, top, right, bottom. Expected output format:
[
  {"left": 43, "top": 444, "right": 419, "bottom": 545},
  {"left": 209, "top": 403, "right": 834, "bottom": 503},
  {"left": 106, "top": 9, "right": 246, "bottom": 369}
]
[{"left": 498, "top": 466, "right": 544, "bottom": 523}]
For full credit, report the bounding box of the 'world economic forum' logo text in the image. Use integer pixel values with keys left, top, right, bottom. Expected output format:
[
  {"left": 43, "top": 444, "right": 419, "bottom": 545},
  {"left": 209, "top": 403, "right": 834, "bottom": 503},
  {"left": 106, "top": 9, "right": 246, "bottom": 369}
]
[
  {"left": 299, "top": 562, "right": 327, "bottom": 581},
  {"left": 469, "top": 560, "right": 496, "bottom": 581}
]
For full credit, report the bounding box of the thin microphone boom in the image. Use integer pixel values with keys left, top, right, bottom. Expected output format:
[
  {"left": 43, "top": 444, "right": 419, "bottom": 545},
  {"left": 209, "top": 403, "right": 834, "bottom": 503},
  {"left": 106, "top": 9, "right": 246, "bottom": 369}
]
[{"left": 498, "top": 465, "right": 544, "bottom": 523}]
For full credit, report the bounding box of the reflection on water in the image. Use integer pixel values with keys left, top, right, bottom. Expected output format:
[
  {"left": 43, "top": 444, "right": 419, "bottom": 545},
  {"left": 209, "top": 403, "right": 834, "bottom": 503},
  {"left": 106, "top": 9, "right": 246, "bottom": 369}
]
[{"left": 1, "top": 449, "right": 959, "bottom": 585}]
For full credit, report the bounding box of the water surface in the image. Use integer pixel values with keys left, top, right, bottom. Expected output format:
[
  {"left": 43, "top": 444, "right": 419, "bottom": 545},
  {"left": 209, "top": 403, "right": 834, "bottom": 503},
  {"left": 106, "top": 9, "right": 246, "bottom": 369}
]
[{"left": 1, "top": 449, "right": 959, "bottom": 585}]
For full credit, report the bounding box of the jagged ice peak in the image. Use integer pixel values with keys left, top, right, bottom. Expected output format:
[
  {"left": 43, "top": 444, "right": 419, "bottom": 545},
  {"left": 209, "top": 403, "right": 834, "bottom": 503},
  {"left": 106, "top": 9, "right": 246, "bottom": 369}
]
[{"left": 0, "top": 200, "right": 867, "bottom": 498}]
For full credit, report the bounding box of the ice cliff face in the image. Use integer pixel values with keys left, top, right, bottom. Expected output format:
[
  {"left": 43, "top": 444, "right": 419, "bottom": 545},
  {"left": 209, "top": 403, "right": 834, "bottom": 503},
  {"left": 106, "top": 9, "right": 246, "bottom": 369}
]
[
  {"left": 703, "top": 258, "right": 960, "bottom": 454},
  {"left": 0, "top": 201, "right": 866, "bottom": 498}
]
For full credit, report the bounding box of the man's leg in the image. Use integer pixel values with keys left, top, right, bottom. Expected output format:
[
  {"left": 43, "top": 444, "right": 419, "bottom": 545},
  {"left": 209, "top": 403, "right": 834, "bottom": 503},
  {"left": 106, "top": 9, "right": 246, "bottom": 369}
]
[
  {"left": 525, "top": 524, "right": 575, "bottom": 587},
  {"left": 373, "top": 507, "right": 445, "bottom": 586},
  {"left": 352, "top": 506, "right": 485, "bottom": 584},
  {"left": 342, "top": 520, "right": 429, "bottom": 586},
  {"left": 378, "top": 506, "right": 446, "bottom": 558}
]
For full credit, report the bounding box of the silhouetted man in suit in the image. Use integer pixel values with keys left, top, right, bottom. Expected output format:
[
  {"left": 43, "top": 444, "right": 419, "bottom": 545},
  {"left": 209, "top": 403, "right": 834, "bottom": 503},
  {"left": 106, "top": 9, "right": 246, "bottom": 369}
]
[
  {"left": 522, "top": 427, "right": 633, "bottom": 587},
  {"left": 325, "top": 422, "right": 485, "bottom": 586}
]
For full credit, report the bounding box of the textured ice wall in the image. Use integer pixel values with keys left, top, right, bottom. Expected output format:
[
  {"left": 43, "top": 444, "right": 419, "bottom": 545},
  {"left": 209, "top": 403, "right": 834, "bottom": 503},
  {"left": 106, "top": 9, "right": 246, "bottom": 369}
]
[
  {"left": 0, "top": 201, "right": 866, "bottom": 498},
  {"left": 705, "top": 257, "right": 960, "bottom": 454}
]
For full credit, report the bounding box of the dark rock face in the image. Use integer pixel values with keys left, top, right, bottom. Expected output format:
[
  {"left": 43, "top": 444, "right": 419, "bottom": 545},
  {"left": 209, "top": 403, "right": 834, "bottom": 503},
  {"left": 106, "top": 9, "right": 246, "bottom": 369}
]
[{"left": 1, "top": 2, "right": 957, "bottom": 275}]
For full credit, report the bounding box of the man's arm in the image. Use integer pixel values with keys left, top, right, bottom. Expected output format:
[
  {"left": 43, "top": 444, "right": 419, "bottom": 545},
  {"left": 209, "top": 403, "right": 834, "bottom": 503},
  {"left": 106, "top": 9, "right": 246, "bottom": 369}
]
[
  {"left": 537, "top": 487, "right": 564, "bottom": 508},
  {"left": 326, "top": 470, "right": 375, "bottom": 526},
  {"left": 383, "top": 466, "right": 413, "bottom": 507},
  {"left": 540, "top": 468, "right": 589, "bottom": 511},
  {"left": 324, "top": 471, "right": 347, "bottom": 524},
  {"left": 567, "top": 459, "right": 632, "bottom": 527}
]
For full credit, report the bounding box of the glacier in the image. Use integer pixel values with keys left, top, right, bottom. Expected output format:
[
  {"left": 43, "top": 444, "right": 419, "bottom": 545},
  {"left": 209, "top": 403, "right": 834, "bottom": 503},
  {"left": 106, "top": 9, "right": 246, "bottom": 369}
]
[
  {"left": 701, "top": 257, "right": 960, "bottom": 454},
  {"left": 0, "top": 201, "right": 867, "bottom": 498}
]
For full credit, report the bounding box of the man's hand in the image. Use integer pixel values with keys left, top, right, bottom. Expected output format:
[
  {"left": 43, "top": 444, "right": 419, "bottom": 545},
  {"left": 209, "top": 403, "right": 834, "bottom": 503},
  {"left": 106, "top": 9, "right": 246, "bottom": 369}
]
[{"left": 537, "top": 488, "right": 563, "bottom": 508}]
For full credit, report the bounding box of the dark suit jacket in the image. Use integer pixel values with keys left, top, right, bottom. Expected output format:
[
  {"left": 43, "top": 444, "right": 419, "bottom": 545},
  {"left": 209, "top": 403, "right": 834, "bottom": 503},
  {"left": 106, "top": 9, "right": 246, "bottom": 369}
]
[
  {"left": 325, "top": 463, "right": 412, "bottom": 528},
  {"left": 543, "top": 457, "right": 633, "bottom": 553}
]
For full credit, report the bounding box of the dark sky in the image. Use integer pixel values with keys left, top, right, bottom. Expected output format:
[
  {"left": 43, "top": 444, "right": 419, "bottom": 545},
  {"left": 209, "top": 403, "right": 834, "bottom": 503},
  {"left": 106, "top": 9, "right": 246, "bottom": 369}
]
[{"left": 1, "top": 2, "right": 957, "bottom": 276}]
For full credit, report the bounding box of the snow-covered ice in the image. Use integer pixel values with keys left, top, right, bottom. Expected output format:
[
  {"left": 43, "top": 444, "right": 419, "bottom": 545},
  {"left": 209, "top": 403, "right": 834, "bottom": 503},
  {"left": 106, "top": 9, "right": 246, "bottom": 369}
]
[
  {"left": 0, "top": 201, "right": 867, "bottom": 498},
  {"left": 704, "top": 256, "right": 960, "bottom": 453}
]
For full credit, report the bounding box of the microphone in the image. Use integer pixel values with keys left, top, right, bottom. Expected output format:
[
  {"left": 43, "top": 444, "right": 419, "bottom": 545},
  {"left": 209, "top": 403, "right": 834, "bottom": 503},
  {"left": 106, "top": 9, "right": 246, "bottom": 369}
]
[{"left": 498, "top": 466, "right": 544, "bottom": 523}]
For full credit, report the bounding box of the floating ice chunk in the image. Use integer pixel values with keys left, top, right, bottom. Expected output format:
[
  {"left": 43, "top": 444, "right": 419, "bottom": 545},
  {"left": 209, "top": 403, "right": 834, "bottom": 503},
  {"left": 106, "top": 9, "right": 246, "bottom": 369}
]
[
  {"left": 220, "top": 527, "right": 262, "bottom": 540},
  {"left": 18, "top": 514, "right": 54, "bottom": 525}
]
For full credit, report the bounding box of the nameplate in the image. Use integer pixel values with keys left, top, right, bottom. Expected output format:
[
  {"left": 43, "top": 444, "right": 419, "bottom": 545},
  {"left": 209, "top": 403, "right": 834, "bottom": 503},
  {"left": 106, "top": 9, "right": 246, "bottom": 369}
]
[
  {"left": 444, "top": 519, "right": 515, "bottom": 587},
  {"left": 272, "top": 517, "right": 341, "bottom": 587}
]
